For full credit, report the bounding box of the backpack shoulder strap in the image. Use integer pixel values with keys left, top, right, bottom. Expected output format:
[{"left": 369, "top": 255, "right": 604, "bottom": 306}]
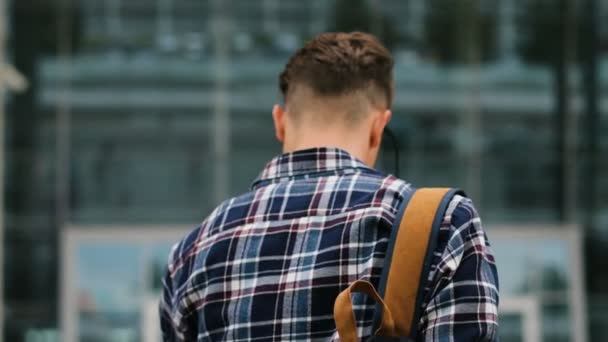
[
  {"left": 333, "top": 187, "right": 464, "bottom": 342},
  {"left": 374, "top": 187, "right": 464, "bottom": 339}
]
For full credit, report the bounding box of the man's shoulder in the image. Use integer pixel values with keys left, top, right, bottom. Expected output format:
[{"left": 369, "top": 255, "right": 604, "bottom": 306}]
[
  {"left": 397, "top": 189, "right": 485, "bottom": 262},
  {"left": 166, "top": 192, "right": 256, "bottom": 271},
  {"left": 443, "top": 194, "right": 479, "bottom": 227},
  {"left": 432, "top": 193, "right": 492, "bottom": 273},
  {"left": 441, "top": 194, "right": 484, "bottom": 239}
]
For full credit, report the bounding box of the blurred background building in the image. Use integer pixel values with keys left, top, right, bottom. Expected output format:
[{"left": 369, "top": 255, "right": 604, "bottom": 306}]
[{"left": 1, "top": 0, "right": 607, "bottom": 341}]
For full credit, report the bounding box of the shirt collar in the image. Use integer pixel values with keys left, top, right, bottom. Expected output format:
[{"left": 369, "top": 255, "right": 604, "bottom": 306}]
[{"left": 251, "top": 147, "right": 376, "bottom": 189}]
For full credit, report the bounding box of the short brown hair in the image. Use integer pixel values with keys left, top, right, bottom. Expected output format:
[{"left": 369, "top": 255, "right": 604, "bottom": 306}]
[{"left": 279, "top": 32, "right": 394, "bottom": 116}]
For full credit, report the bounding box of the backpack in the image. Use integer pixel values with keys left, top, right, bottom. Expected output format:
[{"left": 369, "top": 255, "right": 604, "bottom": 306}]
[{"left": 334, "top": 188, "right": 464, "bottom": 341}]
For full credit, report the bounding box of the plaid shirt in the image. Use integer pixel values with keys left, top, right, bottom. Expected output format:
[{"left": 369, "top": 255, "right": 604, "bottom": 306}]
[{"left": 160, "top": 147, "right": 499, "bottom": 341}]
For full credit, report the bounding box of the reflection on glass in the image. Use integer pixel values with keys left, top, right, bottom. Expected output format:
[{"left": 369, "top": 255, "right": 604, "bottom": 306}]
[
  {"left": 492, "top": 238, "right": 569, "bottom": 295},
  {"left": 75, "top": 242, "right": 174, "bottom": 342},
  {"left": 492, "top": 236, "right": 572, "bottom": 341},
  {"left": 499, "top": 313, "right": 524, "bottom": 342},
  {"left": 77, "top": 244, "right": 141, "bottom": 342},
  {"left": 542, "top": 303, "right": 570, "bottom": 342}
]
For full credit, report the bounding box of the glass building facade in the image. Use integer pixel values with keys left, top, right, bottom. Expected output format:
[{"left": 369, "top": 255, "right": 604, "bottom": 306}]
[{"left": 3, "top": 0, "right": 607, "bottom": 341}]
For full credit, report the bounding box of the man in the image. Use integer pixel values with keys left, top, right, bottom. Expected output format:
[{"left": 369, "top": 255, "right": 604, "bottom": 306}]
[{"left": 160, "top": 32, "right": 499, "bottom": 341}]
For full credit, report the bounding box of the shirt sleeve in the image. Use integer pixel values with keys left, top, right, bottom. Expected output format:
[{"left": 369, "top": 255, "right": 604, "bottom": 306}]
[
  {"left": 159, "top": 242, "right": 197, "bottom": 342},
  {"left": 418, "top": 196, "right": 500, "bottom": 341}
]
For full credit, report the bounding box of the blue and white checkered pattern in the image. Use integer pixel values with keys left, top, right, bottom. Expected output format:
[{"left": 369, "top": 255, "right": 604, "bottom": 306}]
[{"left": 160, "top": 147, "right": 499, "bottom": 341}]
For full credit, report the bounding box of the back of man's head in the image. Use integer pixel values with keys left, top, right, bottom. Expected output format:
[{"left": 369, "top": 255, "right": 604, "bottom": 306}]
[{"left": 279, "top": 32, "right": 394, "bottom": 125}]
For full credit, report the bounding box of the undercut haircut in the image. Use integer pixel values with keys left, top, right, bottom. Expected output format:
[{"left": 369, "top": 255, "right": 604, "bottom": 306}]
[{"left": 279, "top": 32, "right": 394, "bottom": 123}]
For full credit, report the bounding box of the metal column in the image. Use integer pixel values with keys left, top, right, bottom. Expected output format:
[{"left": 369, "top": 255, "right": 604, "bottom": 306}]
[
  {"left": 211, "top": 0, "right": 231, "bottom": 205},
  {"left": 0, "top": 1, "right": 4, "bottom": 332},
  {"left": 0, "top": 0, "right": 29, "bottom": 338}
]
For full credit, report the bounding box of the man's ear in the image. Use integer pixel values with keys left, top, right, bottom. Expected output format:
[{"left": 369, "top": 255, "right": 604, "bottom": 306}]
[
  {"left": 272, "top": 104, "right": 286, "bottom": 143},
  {"left": 369, "top": 109, "right": 392, "bottom": 149}
]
